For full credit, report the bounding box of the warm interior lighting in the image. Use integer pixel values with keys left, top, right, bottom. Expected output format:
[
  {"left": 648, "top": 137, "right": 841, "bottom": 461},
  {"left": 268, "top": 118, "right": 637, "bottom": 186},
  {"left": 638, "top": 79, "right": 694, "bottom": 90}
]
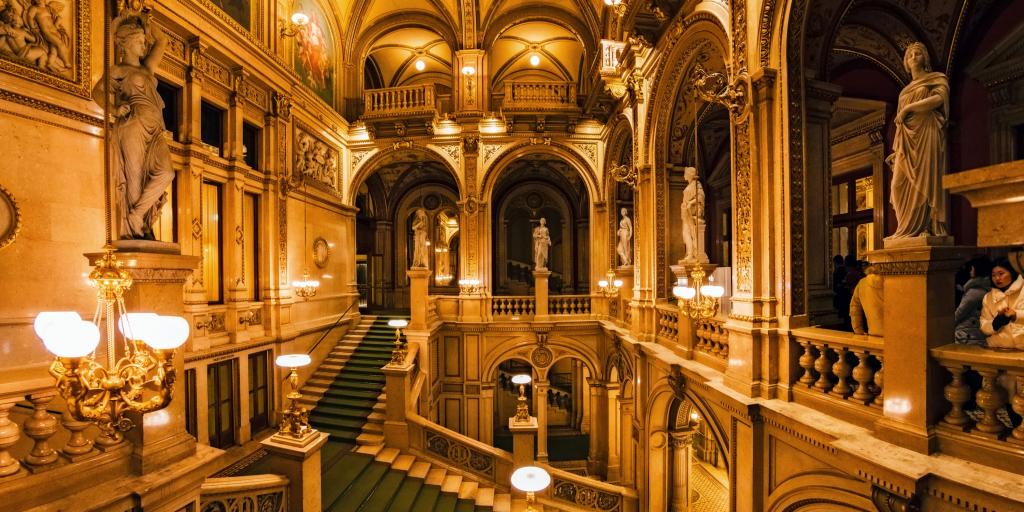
[
  {"left": 290, "top": 12, "right": 310, "bottom": 26},
  {"left": 388, "top": 319, "right": 409, "bottom": 329},
  {"left": 511, "top": 466, "right": 551, "bottom": 510},
  {"left": 461, "top": 65, "right": 476, "bottom": 76},
  {"left": 512, "top": 374, "right": 532, "bottom": 385},
  {"left": 529, "top": 54, "right": 541, "bottom": 66},
  {"left": 276, "top": 353, "right": 312, "bottom": 368},
  {"left": 415, "top": 59, "right": 426, "bottom": 71},
  {"left": 598, "top": 269, "right": 621, "bottom": 296},
  {"left": 275, "top": 353, "right": 315, "bottom": 440},
  {"left": 673, "top": 267, "right": 723, "bottom": 319},
  {"left": 603, "top": 0, "right": 622, "bottom": 5},
  {"left": 387, "top": 319, "right": 409, "bottom": 365}
]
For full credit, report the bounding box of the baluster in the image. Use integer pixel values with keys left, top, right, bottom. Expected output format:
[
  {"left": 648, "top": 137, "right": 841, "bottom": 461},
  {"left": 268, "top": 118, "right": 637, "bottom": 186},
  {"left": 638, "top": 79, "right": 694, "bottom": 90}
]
[
  {"left": 813, "top": 344, "right": 833, "bottom": 392},
  {"left": 850, "top": 350, "right": 877, "bottom": 404},
  {"left": 974, "top": 368, "right": 1008, "bottom": 435},
  {"left": 61, "top": 411, "right": 95, "bottom": 461},
  {"left": 831, "top": 347, "right": 853, "bottom": 397},
  {"left": 798, "top": 342, "right": 817, "bottom": 386},
  {"left": 942, "top": 365, "right": 971, "bottom": 427},
  {"left": 1011, "top": 374, "right": 1024, "bottom": 441},
  {"left": 23, "top": 392, "right": 59, "bottom": 471},
  {"left": 0, "top": 398, "right": 21, "bottom": 477},
  {"left": 873, "top": 356, "right": 884, "bottom": 408}
]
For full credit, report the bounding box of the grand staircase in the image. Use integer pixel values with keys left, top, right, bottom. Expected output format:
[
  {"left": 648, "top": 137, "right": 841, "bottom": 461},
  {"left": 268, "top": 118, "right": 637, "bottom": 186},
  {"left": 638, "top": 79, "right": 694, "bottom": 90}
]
[{"left": 299, "top": 314, "right": 511, "bottom": 511}]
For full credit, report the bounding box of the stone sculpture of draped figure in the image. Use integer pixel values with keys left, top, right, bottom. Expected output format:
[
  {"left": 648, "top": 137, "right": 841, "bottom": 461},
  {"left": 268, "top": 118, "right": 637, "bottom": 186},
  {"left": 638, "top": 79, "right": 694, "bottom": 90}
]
[
  {"left": 681, "top": 167, "right": 708, "bottom": 262},
  {"left": 411, "top": 208, "right": 429, "bottom": 268},
  {"left": 617, "top": 208, "right": 633, "bottom": 266},
  {"left": 533, "top": 218, "right": 552, "bottom": 270},
  {"left": 887, "top": 42, "right": 950, "bottom": 240},
  {"left": 93, "top": 13, "right": 172, "bottom": 240}
]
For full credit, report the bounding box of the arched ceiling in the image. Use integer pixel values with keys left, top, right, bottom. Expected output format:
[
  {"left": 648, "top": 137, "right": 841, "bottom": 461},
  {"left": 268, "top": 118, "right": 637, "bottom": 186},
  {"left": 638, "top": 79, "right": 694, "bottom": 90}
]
[
  {"left": 366, "top": 27, "right": 453, "bottom": 88},
  {"left": 667, "top": 41, "right": 727, "bottom": 166},
  {"left": 490, "top": 21, "right": 585, "bottom": 84}
]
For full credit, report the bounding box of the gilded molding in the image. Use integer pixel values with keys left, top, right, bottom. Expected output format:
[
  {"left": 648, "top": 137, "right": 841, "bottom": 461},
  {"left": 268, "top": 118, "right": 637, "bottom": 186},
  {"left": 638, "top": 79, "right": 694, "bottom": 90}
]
[
  {"left": 0, "top": 89, "right": 102, "bottom": 127},
  {"left": 0, "top": 183, "right": 22, "bottom": 250},
  {"left": 786, "top": 0, "right": 809, "bottom": 314},
  {"left": 0, "top": 0, "right": 91, "bottom": 98}
]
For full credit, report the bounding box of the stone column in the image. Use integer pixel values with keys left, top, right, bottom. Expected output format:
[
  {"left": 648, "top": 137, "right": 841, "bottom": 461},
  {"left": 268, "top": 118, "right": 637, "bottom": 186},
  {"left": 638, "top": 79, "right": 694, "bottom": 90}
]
[
  {"left": 408, "top": 267, "right": 431, "bottom": 329},
  {"left": 619, "top": 397, "right": 635, "bottom": 486},
  {"left": 89, "top": 251, "right": 200, "bottom": 475},
  {"left": 869, "top": 243, "right": 969, "bottom": 453},
  {"left": 226, "top": 68, "right": 248, "bottom": 162},
  {"left": 455, "top": 50, "right": 486, "bottom": 115},
  {"left": 587, "top": 379, "right": 609, "bottom": 477},
  {"left": 535, "top": 380, "right": 550, "bottom": 462},
  {"left": 534, "top": 270, "right": 550, "bottom": 319},
  {"left": 509, "top": 416, "right": 538, "bottom": 467},
  {"left": 382, "top": 357, "right": 415, "bottom": 450},
  {"left": 480, "top": 384, "right": 495, "bottom": 445},
  {"left": 670, "top": 430, "right": 695, "bottom": 512},
  {"left": 261, "top": 432, "right": 330, "bottom": 512},
  {"left": 605, "top": 382, "right": 621, "bottom": 482}
]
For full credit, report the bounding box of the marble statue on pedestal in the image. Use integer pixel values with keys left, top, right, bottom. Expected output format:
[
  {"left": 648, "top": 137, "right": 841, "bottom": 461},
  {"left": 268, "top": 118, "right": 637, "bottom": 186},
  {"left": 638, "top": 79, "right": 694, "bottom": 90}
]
[
  {"left": 533, "top": 218, "right": 551, "bottom": 270},
  {"left": 617, "top": 208, "right": 633, "bottom": 267},
  {"left": 411, "top": 208, "right": 429, "bottom": 268},
  {"left": 887, "top": 42, "right": 950, "bottom": 240},
  {"left": 93, "top": 13, "right": 173, "bottom": 240},
  {"left": 681, "top": 167, "right": 708, "bottom": 263}
]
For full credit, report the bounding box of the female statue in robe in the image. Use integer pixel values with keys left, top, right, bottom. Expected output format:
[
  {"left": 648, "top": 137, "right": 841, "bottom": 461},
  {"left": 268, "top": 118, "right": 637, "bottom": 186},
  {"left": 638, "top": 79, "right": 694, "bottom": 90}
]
[
  {"left": 533, "top": 218, "right": 551, "bottom": 270},
  {"left": 617, "top": 208, "right": 632, "bottom": 266},
  {"left": 411, "top": 208, "right": 429, "bottom": 268},
  {"left": 93, "top": 14, "right": 172, "bottom": 240},
  {"left": 887, "top": 42, "right": 949, "bottom": 239},
  {"left": 681, "top": 167, "right": 706, "bottom": 261}
]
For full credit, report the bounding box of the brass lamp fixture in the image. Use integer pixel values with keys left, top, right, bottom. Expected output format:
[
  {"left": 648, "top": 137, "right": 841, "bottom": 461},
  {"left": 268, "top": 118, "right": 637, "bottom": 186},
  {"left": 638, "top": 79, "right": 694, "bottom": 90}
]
[
  {"left": 275, "top": 353, "right": 314, "bottom": 441},
  {"left": 511, "top": 466, "right": 551, "bottom": 512},
  {"left": 292, "top": 268, "right": 320, "bottom": 299},
  {"left": 458, "top": 278, "right": 481, "bottom": 295},
  {"left": 387, "top": 319, "right": 409, "bottom": 365},
  {"left": 512, "top": 374, "right": 532, "bottom": 423},
  {"left": 35, "top": 247, "right": 189, "bottom": 442},
  {"left": 597, "top": 269, "right": 623, "bottom": 297},
  {"left": 280, "top": 11, "right": 309, "bottom": 38},
  {"left": 672, "top": 266, "right": 725, "bottom": 320}
]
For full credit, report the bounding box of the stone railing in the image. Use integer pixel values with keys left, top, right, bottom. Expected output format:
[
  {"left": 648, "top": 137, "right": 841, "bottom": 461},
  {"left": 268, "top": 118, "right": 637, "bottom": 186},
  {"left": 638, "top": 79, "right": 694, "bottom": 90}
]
[
  {"left": 200, "top": 474, "right": 289, "bottom": 512},
  {"left": 362, "top": 84, "right": 438, "bottom": 119},
  {"left": 931, "top": 344, "right": 1024, "bottom": 473},
  {"left": 540, "top": 463, "right": 639, "bottom": 512},
  {"left": 549, "top": 295, "right": 592, "bottom": 316},
  {"left": 789, "top": 328, "right": 884, "bottom": 426},
  {"left": 655, "top": 304, "right": 679, "bottom": 343},
  {"left": 695, "top": 316, "right": 729, "bottom": 359},
  {"left": 491, "top": 296, "right": 536, "bottom": 319},
  {"left": 501, "top": 81, "right": 578, "bottom": 110}
]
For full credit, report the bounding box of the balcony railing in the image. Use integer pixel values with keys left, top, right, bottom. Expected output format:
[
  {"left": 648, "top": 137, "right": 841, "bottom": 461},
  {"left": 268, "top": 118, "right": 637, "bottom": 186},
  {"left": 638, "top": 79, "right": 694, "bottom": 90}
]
[
  {"left": 491, "top": 296, "right": 536, "bottom": 319},
  {"left": 501, "top": 81, "right": 578, "bottom": 111},
  {"left": 362, "top": 84, "right": 439, "bottom": 119},
  {"left": 695, "top": 317, "right": 729, "bottom": 360},
  {"left": 200, "top": 474, "right": 289, "bottom": 512},
  {"left": 549, "top": 295, "right": 592, "bottom": 316},
  {"left": 789, "top": 328, "right": 884, "bottom": 428},
  {"left": 655, "top": 304, "right": 679, "bottom": 343}
]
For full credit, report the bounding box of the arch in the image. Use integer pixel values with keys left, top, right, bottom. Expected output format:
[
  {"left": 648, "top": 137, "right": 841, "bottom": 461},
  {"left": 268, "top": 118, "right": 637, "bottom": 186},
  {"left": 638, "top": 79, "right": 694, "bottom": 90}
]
[
  {"left": 348, "top": 10, "right": 460, "bottom": 78},
  {"left": 480, "top": 142, "right": 601, "bottom": 204},
  {"left": 482, "top": 4, "right": 599, "bottom": 59},
  {"left": 767, "top": 472, "right": 874, "bottom": 512},
  {"left": 481, "top": 336, "right": 601, "bottom": 384},
  {"left": 347, "top": 145, "right": 463, "bottom": 206}
]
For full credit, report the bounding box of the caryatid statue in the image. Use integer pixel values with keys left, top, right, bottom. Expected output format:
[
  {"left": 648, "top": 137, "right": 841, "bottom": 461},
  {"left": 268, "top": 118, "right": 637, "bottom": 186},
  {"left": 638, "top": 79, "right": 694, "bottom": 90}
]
[
  {"left": 411, "top": 208, "right": 429, "bottom": 268},
  {"left": 94, "top": 13, "right": 172, "bottom": 240},
  {"left": 887, "top": 42, "right": 950, "bottom": 240},
  {"left": 617, "top": 208, "right": 633, "bottom": 267},
  {"left": 533, "top": 217, "right": 552, "bottom": 270},
  {"left": 681, "top": 166, "right": 709, "bottom": 263}
]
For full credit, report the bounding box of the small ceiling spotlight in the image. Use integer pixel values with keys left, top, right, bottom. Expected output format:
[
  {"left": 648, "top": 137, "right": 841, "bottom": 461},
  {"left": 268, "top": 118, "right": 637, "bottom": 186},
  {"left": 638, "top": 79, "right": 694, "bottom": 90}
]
[
  {"left": 529, "top": 53, "right": 541, "bottom": 67},
  {"left": 415, "top": 59, "right": 426, "bottom": 71}
]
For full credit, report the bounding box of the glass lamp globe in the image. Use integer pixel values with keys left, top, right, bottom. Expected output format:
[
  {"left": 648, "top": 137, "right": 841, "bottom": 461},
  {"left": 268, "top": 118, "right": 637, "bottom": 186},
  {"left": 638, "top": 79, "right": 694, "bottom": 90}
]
[
  {"left": 510, "top": 466, "right": 551, "bottom": 493},
  {"left": 276, "top": 354, "right": 312, "bottom": 368},
  {"left": 529, "top": 54, "right": 541, "bottom": 67},
  {"left": 118, "top": 312, "right": 159, "bottom": 342},
  {"left": 43, "top": 319, "right": 100, "bottom": 358},
  {"left": 613, "top": 279, "right": 624, "bottom": 288},
  {"left": 598, "top": 279, "right": 609, "bottom": 288},
  {"left": 34, "top": 311, "right": 82, "bottom": 340},
  {"left": 415, "top": 59, "right": 426, "bottom": 71},
  {"left": 673, "top": 286, "right": 696, "bottom": 300},
  {"left": 144, "top": 316, "right": 190, "bottom": 350},
  {"left": 461, "top": 65, "right": 476, "bottom": 76},
  {"left": 511, "top": 374, "right": 532, "bottom": 386},
  {"left": 388, "top": 319, "right": 409, "bottom": 329},
  {"left": 290, "top": 12, "right": 310, "bottom": 26}
]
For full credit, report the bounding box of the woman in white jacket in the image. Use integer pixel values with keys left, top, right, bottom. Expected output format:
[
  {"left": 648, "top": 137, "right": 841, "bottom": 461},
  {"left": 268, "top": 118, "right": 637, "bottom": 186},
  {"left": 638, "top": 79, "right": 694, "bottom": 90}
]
[{"left": 980, "top": 258, "right": 1024, "bottom": 350}]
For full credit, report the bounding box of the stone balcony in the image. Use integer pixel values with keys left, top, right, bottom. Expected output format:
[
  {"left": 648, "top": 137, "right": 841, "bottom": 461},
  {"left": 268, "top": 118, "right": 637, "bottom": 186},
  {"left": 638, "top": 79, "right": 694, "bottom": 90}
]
[{"left": 360, "top": 83, "right": 445, "bottom": 138}]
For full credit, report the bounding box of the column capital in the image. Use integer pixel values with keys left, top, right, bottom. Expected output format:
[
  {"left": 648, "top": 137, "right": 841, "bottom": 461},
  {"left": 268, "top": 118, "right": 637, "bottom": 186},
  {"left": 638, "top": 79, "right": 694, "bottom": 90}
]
[{"left": 670, "top": 429, "right": 696, "bottom": 448}]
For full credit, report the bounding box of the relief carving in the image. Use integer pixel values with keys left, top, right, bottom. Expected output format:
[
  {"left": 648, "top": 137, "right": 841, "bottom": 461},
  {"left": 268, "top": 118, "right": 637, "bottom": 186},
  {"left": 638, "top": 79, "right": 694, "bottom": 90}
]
[
  {"left": 293, "top": 123, "right": 340, "bottom": 193},
  {"left": 0, "top": 0, "right": 88, "bottom": 97}
]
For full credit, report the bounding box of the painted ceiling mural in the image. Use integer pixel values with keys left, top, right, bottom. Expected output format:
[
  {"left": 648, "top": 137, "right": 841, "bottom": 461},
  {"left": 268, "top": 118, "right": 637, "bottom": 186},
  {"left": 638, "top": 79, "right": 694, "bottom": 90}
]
[{"left": 292, "top": 0, "right": 335, "bottom": 105}]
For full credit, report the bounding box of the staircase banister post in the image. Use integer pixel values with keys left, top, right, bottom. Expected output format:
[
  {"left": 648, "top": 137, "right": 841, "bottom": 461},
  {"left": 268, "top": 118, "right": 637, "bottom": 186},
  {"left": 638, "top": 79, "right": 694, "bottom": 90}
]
[{"left": 382, "top": 353, "right": 415, "bottom": 450}]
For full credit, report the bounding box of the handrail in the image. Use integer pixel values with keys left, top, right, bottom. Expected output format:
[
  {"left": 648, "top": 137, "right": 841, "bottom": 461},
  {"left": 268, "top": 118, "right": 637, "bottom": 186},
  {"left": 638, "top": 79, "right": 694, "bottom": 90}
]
[
  {"left": 200, "top": 474, "right": 289, "bottom": 512},
  {"left": 307, "top": 300, "right": 357, "bottom": 355}
]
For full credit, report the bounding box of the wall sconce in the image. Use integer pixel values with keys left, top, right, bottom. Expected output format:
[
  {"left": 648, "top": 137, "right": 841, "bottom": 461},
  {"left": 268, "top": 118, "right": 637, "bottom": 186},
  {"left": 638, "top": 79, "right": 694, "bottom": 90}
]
[
  {"left": 512, "top": 374, "right": 532, "bottom": 423},
  {"left": 461, "top": 65, "right": 476, "bottom": 76},
  {"left": 603, "top": 0, "right": 627, "bottom": 16},
  {"left": 458, "top": 278, "right": 482, "bottom": 295},
  {"left": 511, "top": 466, "right": 551, "bottom": 512},
  {"left": 386, "top": 319, "right": 409, "bottom": 366},
  {"left": 274, "top": 353, "right": 315, "bottom": 443},
  {"left": 598, "top": 270, "right": 623, "bottom": 297},
  {"left": 292, "top": 269, "right": 320, "bottom": 299},
  {"left": 672, "top": 266, "right": 724, "bottom": 320},
  {"left": 280, "top": 12, "right": 309, "bottom": 38}
]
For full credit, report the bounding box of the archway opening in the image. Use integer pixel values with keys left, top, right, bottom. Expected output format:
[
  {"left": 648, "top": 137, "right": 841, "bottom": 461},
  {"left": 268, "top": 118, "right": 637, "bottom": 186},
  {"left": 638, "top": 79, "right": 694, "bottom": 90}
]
[{"left": 492, "top": 358, "right": 538, "bottom": 453}]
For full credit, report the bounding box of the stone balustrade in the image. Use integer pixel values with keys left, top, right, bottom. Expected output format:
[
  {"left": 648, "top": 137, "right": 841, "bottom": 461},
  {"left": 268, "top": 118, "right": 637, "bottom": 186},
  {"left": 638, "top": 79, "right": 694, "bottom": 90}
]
[
  {"left": 655, "top": 305, "right": 679, "bottom": 343},
  {"left": 541, "top": 462, "right": 639, "bottom": 512},
  {"left": 490, "top": 296, "right": 536, "bottom": 319},
  {"left": 695, "top": 317, "right": 729, "bottom": 359},
  {"left": 200, "top": 474, "right": 289, "bottom": 512},
  {"left": 790, "top": 328, "right": 884, "bottom": 424},
  {"left": 549, "top": 295, "right": 592, "bottom": 316},
  {"left": 501, "top": 80, "right": 578, "bottom": 110},
  {"left": 362, "top": 84, "right": 438, "bottom": 118}
]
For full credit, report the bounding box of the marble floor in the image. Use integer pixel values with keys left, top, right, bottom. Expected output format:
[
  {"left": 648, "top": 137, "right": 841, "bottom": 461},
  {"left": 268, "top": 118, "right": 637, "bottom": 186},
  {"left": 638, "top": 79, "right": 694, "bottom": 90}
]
[{"left": 691, "top": 462, "right": 729, "bottom": 512}]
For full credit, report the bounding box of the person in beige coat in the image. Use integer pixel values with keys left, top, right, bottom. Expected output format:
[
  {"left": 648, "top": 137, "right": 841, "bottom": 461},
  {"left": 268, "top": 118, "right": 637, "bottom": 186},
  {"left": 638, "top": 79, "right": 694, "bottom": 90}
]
[
  {"left": 850, "top": 264, "right": 884, "bottom": 336},
  {"left": 980, "top": 258, "right": 1024, "bottom": 350}
]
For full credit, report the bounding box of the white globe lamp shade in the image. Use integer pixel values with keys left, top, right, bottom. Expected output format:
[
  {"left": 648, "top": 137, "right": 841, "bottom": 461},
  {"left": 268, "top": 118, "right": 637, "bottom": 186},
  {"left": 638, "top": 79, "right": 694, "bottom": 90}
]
[
  {"left": 34, "top": 311, "right": 81, "bottom": 340},
  {"left": 118, "top": 312, "right": 159, "bottom": 342},
  {"left": 510, "top": 466, "right": 551, "bottom": 493},
  {"left": 613, "top": 279, "right": 624, "bottom": 288},
  {"left": 461, "top": 65, "right": 476, "bottom": 76},
  {"left": 707, "top": 285, "right": 725, "bottom": 298},
  {"left": 144, "top": 316, "right": 190, "bottom": 350},
  {"left": 415, "top": 59, "right": 426, "bottom": 71},
  {"left": 276, "top": 354, "right": 312, "bottom": 368},
  {"left": 388, "top": 319, "right": 409, "bottom": 329},
  {"left": 673, "top": 286, "right": 696, "bottom": 300},
  {"left": 44, "top": 320, "right": 100, "bottom": 358},
  {"left": 511, "top": 374, "right": 532, "bottom": 385},
  {"left": 598, "top": 279, "right": 609, "bottom": 288},
  {"left": 290, "top": 12, "right": 310, "bottom": 26},
  {"left": 529, "top": 54, "right": 541, "bottom": 67}
]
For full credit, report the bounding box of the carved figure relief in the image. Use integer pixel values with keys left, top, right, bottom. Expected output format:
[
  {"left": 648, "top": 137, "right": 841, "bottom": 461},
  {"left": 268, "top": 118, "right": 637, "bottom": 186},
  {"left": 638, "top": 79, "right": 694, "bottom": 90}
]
[
  {"left": 680, "top": 167, "right": 708, "bottom": 263},
  {"left": 293, "top": 124, "right": 339, "bottom": 192},
  {"left": 617, "top": 208, "right": 632, "bottom": 267},
  {"left": 532, "top": 217, "right": 551, "bottom": 270},
  {"left": 0, "top": 0, "right": 75, "bottom": 80},
  {"left": 411, "top": 208, "right": 429, "bottom": 268}
]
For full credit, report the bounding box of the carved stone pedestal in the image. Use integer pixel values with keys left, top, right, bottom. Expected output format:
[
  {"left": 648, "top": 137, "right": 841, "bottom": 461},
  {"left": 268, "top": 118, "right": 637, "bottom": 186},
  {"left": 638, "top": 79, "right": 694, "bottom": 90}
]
[
  {"left": 261, "top": 431, "right": 330, "bottom": 512},
  {"left": 508, "top": 416, "right": 538, "bottom": 467},
  {"left": 534, "top": 270, "right": 551, "bottom": 319},
  {"left": 408, "top": 267, "right": 431, "bottom": 329}
]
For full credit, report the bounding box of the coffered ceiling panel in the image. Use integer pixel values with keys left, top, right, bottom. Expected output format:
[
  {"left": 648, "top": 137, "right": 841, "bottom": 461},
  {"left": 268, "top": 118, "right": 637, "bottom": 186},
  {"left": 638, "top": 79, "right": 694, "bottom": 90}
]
[
  {"left": 489, "top": 21, "right": 584, "bottom": 84},
  {"left": 367, "top": 27, "right": 454, "bottom": 87}
]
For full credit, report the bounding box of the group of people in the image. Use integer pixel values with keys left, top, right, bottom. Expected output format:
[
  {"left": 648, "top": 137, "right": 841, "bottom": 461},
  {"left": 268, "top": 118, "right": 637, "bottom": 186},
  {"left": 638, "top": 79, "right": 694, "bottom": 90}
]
[{"left": 955, "top": 256, "right": 1024, "bottom": 349}]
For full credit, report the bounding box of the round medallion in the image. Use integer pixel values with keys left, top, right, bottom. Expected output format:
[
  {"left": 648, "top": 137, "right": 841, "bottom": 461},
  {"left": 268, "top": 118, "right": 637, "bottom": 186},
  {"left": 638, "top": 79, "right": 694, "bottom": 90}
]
[
  {"left": 312, "top": 237, "right": 330, "bottom": 268},
  {"left": 423, "top": 194, "right": 441, "bottom": 210},
  {"left": 525, "top": 192, "right": 543, "bottom": 209},
  {"left": 531, "top": 346, "right": 553, "bottom": 367},
  {"left": 0, "top": 184, "right": 21, "bottom": 250}
]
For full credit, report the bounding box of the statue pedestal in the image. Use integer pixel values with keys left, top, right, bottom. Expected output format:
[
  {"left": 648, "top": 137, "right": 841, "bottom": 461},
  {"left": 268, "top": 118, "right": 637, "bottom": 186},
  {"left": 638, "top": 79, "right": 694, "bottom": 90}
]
[
  {"left": 883, "top": 235, "right": 954, "bottom": 249},
  {"left": 261, "top": 432, "right": 329, "bottom": 512},
  {"left": 84, "top": 250, "right": 200, "bottom": 475},
  {"left": 508, "top": 416, "right": 538, "bottom": 467},
  {"left": 533, "top": 270, "right": 551, "bottom": 319},
  {"left": 867, "top": 244, "right": 972, "bottom": 453},
  {"left": 407, "top": 267, "right": 431, "bottom": 330},
  {"left": 670, "top": 262, "right": 718, "bottom": 284}
]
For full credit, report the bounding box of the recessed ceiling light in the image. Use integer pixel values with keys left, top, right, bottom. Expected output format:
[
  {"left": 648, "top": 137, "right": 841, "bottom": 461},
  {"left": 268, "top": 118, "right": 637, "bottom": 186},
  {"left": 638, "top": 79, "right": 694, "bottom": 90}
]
[
  {"left": 415, "top": 59, "right": 425, "bottom": 71},
  {"left": 529, "top": 54, "right": 541, "bottom": 66}
]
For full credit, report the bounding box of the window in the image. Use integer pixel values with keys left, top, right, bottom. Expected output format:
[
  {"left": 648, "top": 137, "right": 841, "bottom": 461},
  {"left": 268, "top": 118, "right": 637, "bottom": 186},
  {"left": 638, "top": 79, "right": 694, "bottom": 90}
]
[
  {"left": 243, "top": 192, "right": 260, "bottom": 301},
  {"left": 831, "top": 172, "right": 875, "bottom": 261},
  {"left": 156, "top": 80, "right": 181, "bottom": 141},
  {"left": 151, "top": 181, "right": 177, "bottom": 243},
  {"left": 200, "top": 101, "right": 225, "bottom": 156},
  {"left": 184, "top": 368, "right": 197, "bottom": 438},
  {"left": 248, "top": 351, "right": 271, "bottom": 433},
  {"left": 202, "top": 181, "right": 223, "bottom": 303},
  {"left": 242, "top": 122, "right": 261, "bottom": 169},
  {"left": 207, "top": 359, "right": 237, "bottom": 449}
]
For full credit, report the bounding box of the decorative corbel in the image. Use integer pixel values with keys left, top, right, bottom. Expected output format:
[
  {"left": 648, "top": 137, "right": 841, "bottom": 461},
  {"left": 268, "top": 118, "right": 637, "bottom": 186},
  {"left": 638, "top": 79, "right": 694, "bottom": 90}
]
[
  {"left": 610, "top": 163, "right": 638, "bottom": 189},
  {"left": 668, "top": 364, "right": 686, "bottom": 401},
  {"left": 272, "top": 92, "right": 292, "bottom": 121},
  {"left": 691, "top": 63, "right": 751, "bottom": 121},
  {"left": 871, "top": 486, "right": 920, "bottom": 512}
]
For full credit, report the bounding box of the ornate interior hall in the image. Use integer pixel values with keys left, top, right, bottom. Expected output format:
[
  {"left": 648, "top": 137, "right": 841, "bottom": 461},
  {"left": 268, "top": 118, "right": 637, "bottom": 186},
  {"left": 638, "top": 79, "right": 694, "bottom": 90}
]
[{"left": 0, "top": 0, "right": 1023, "bottom": 510}]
